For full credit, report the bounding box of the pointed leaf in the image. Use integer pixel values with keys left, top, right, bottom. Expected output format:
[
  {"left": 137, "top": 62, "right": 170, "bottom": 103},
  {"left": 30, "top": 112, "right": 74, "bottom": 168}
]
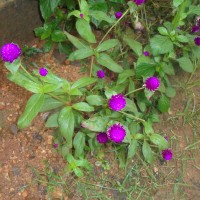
[
  {"left": 127, "top": 139, "right": 138, "bottom": 164},
  {"left": 149, "top": 134, "right": 168, "bottom": 150},
  {"left": 5, "top": 58, "right": 20, "bottom": 74},
  {"left": 97, "top": 39, "right": 119, "bottom": 52},
  {"left": 73, "top": 132, "right": 85, "bottom": 158},
  {"left": 18, "top": 94, "right": 45, "bottom": 129},
  {"left": 157, "top": 94, "right": 170, "bottom": 113},
  {"left": 89, "top": 10, "right": 114, "bottom": 24},
  {"left": 68, "top": 48, "right": 94, "bottom": 61},
  {"left": 45, "top": 112, "right": 59, "bottom": 127},
  {"left": 86, "top": 95, "right": 104, "bottom": 106},
  {"left": 72, "top": 102, "right": 94, "bottom": 112},
  {"left": 71, "top": 77, "right": 97, "bottom": 89},
  {"left": 177, "top": 57, "right": 194, "bottom": 73},
  {"left": 142, "top": 141, "right": 154, "bottom": 164}
]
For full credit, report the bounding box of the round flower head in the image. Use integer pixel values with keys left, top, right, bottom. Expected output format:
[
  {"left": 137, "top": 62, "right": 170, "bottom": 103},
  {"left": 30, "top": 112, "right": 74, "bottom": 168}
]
[
  {"left": 194, "top": 37, "right": 200, "bottom": 46},
  {"left": 133, "top": 0, "right": 145, "bottom": 5},
  {"left": 80, "top": 13, "right": 84, "bottom": 18},
  {"left": 143, "top": 51, "right": 150, "bottom": 56},
  {"left": 108, "top": 94, "right": 126, "bottom": 111},
  {"left": 97, "top": 70, "right": 105, "bottom": 79},
  {"left": 144, "top": 76, "right": 160, "bottom": 91},
  {"left": 191, "top": 25, "right": 200, "bottom": 33},
  {"left": 115, "top": 12, "right": 123, "bottom": 19},
  {"left": 96, "top": 132, "right": 108, "bottom": 144},
  {"left": 53, "top": 143, "right": 58, "bottom": 148},
  {"left": 107, "top": 123, "right": 126, "bottom": 143},
  {"left": 162, "top": 149, "right": 173, "bottom": 161},
  {"left": 39, "top": 68, "right": 48, "bottom": 76},
  {"left": 0, "top": 43, "right": 21, "bottom": 63}
]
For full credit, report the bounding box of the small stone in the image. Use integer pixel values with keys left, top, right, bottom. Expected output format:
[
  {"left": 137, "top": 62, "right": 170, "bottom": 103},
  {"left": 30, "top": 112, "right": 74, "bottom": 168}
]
[
  {"left": 12, "top": 167, "right": 21, "bottom": 176},
  {"left": 10, "top": 124, "right": 18, "bottom": 134},
  {"left": 42, "top": 112, "right": 50, "bottom": 122},
  {"left": 22, "top": 190, "right": 28, "bottom": 198},
  {"left": 47, "top": 135, "right": 53, "bottom": 144},
  {"left": 32, "top": 132, "right": 43, "bottom": 142}
]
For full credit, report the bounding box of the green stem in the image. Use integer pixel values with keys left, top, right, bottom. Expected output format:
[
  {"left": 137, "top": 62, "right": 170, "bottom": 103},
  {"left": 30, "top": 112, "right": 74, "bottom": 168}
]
[
  {"left": 20, "top": 63, "right": 35, "bottom": 82},
  {"left": 90, "top": 56, "right": 94, "bottom": 77},
  {"left": 99, "top": 8, "right": 130, "bottom": 45},
  {"left": 125, "top": 87, "right": 144, "bottom": 96},
  {"left": 48, "top": 93, "right": 68, "bottom": 105},
  {"left": 119, "top": 111, "right": 145, "bottom": 122}
]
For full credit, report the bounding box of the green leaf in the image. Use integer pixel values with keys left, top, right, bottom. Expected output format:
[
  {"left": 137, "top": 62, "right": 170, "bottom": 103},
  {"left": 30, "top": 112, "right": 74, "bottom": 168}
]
[
  {"left": 187, "top": 5, "right": 200, "bottom": 15},
  {"left": 39, "top": 0, "right": 61, "bottom": 20},
  {"left": 39, "top": 95, "right": 65, "bottom": 112},
  {"left": 18, "top": 94, "right": 45, "bottom": 129},
  {"left": 162, "top": 62, "right": 175, "bottom": 75},
  {"left": 80, "top": 0, "right": 89, "bottom": 14},
  {"left": 68, "top": 48, "right": 94, "bottom": 61},
  {"left": 143, "top": 121, "right": 154, "bottom": 134},
  {"left": 118, "top": 148, "right": 126, "bottom": 169},
  {"left": 157, "top": 94, "right": 170, "bottom": 113},
  {"left": 173, "top": 0, "right": 184, "bottom": 7},
  {"left": 177, "top": 57, "right": 194, "bottom": 73},
  {"left": 5, "top": 58, "right": 20, "bottom": 74},
  {"left": 165, "top": 87, "right": 176, "bottom": 98},
  {"left": 76, "top": 159, "right": 92, "bottom": 170},
  {"left": 43, "top": 40, "right": 53, "bottom": 52},
  {"left": 127, "top": 139, "right": 138, "bottom": 164},
  {"left": 97, "top": 39, "right": 119, "bottom": 52},
  {"left": 71, "top": 77, "right": 97, "bottom": 89},
  {"left": 58, "top": 107, "right": 75, "bottom": 148},
  {"left": 45, "top": 112, "right": 59, "bottom": 127},
  {"left": 86, "top": 95, "right": 104, "bottom": 106},
  {"left": 73, "top": 167, "right": 84, "bottom": 177},
  {"left": 67, "top": 10, "right": 81, "bottom": 19},
  {"left": 96, "top": 53, "right": 123, "bottom": 73},
  {"left": 149, "top": 134, "right": 168, "bottom": 150},
  {"left": 89, "top": 10, "right": 114, "bottom": 24},
  {"left": 123, "top": 37, "right": 143, "bottom": 56},
  {"left": 73, "top": 132, "right": 85, "bottom": 158},
  {"left": 72, "top": 102, "right": 94, "bottom": 112},
  {"left": 176, "top": 35, "right": 189, "bottom": 43},
  {"left": 135, "top": 63, "right": 155, "bottom": 78},
  {"left": 76, "top": 19, "right": 96, "bottom": 43},
  {"left": 123, "top": 98, "right": 138, "bottom": 115},
  {"left": 64, "top": 31, "right": 89, "bottom": 49},
  {"left": 51, "top": 30, "right": 66, "bottom": 42},
  {"left": 42, "top": 83, "right": 63, "bottom": 93},
  {"left": 158, "top": 27, "right": 168, "bottom": 36},
  {"left": 150, "top": 35, "right": 174, "bottom": 55},
  {"left": 69, "top": 88, "right": 83, "bottom": 96},
  {"left": 117, "top": 69, "right": 134, "bottom": 84},
  {"left": 142, "top": 141, "right": 154, "bottom": 164},
  {"left": 81, "top": 116, "right": 109, "bottom": 132}
]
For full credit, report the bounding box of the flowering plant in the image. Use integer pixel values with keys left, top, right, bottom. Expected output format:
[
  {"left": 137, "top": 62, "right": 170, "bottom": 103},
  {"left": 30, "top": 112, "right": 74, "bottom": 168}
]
[{"left": 1, "top": 0, "right": 200, "bottom": 177}]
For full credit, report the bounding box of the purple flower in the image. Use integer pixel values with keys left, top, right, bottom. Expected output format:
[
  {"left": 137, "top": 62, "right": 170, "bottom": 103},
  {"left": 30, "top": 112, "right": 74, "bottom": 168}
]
[
  {"left": 133, "top": 0, "right": 145, "bottom": 5},
  {"left": 53, "top": 143, "right": 58, "bottom": 148},
  {"left": 144, "top": 76, "right": 160, "bottom": 91},
  {"left": 115, "top": 12, "right": 123, "bottom": 19},
  {"left": 162, "top": 149, "right": 173, "bottom": 161},
  {"left": 96, "top": 132, "right": 108, "bottom": 144},
  {"left": 108, "top": 94, "right": 126, "bottom": 111},
  {"left": 39, "top": 68, "right": 48, "bottom": 76},
  {"left": 107, "top": 123, "right": 126, "bottom": 143},
  {"left": 194, "top": 37, "right": 200, "bottom": 46},
  {"left": 191, "top": 25, "right": 200, "bottom": 33},
  {"left": 80, "top": 13, "right": 84, "bottom": 18},
  {"left": 0, "top": 43, "right": 21, "bottom": 63},
  {"left": 143, "top": 51, "right": 150, "bottom": 56},
  {"left": 97, "top": 70, "right": 105, "bottom": 79}
]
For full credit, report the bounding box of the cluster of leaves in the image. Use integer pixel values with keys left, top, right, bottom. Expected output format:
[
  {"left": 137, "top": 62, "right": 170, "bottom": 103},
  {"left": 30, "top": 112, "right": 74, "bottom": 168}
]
[{"left": 5, "top": 0, "right": 200, "bottom": 177}]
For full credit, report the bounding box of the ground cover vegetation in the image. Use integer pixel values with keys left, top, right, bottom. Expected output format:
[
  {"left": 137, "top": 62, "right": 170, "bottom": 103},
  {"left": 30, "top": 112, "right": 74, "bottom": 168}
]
[{"left": 0, "top": 0, "right": 200, "bottom": 194}]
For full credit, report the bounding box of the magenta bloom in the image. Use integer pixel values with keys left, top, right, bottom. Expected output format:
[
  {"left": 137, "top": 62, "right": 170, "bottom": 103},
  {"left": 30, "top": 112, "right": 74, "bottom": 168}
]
[
  {"left": 115, "top": 12, "right": 123, "bottom": 19},
  {"left": 97, "top": 70, "right": 105, "bottom": 79},
  {"left": 0, "top": 43, "right": 21, "bottom": 63},
  {"left": 80, "top": 13, "right": 84, "bottom": 18},
  {"left": 108, "top": 94, "right": 126, "bottom": 111},
  {"left": 194, "top": 37, "right": 200, "bottom": 46},
  {"left": 107, "top": 123, "right": 126, "bottom": 143},
  {"left": 144, "top": 76, "right": 160, "bottom": 91},
  {"left": 53, "top": 143, "right": 58, "bottom": 148},
  {"left": 39, "top": 68, "right": 48, "bottom": 76},
  {"left": 96, "top": 132, "right": 108, "bottom": 144},
  {"left": 162, "top": 149, "right": 173, "bottom": 161},
  {"left": 133, "top": 0, "right": 145, "bottom": 5},
  {"left": 191, "top": 25, "right": 200, "bottom": 33},
  {"left": 143, "top": 51, "right": 150, "bottom": 56}
]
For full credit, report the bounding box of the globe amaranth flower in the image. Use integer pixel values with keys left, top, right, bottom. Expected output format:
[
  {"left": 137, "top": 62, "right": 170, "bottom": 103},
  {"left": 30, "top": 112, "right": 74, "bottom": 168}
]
[
  {"left": 53, "top": 143, "right": 58, "bottom": 148},
  {"left": 143, "top": 51, "right": 150, "bottom": 56},
  {"left": 133, "top": 0, "right": 145, "bottom": 5},
  {"left": 97, "top": 70, "right": 105, "bottom": 79},
  {"left": 194, "top": 37, "right": 200, "bottom": 46},
  {"left": 191, "top": 25, "right": 200, "bottom": 33},
  {"left": 107, "top": 123, "right": 126, "bottom": 143},
  {"left": 144, "top": 76, "right": 160, "bottom": 91},
  {"left": 39, "top": 68, "right": 48, "bottom": 76},
  {"left": 80, "top": 13, "right": 84, "bottom": 18},
  {"left": 115, "top": 12, "right": 123, "bottom": 19},
  {"left": 96, "top": 132, "right": 108, "bottom": 144},
  {"left": 162, "top": 149, "right": 173, "bottom": 161},
  {"left": 108, "top": 94, "right": 126, "bottom": 111},
  {"left": 0, "top": 43, "right": 21, "bottom": 63}
]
